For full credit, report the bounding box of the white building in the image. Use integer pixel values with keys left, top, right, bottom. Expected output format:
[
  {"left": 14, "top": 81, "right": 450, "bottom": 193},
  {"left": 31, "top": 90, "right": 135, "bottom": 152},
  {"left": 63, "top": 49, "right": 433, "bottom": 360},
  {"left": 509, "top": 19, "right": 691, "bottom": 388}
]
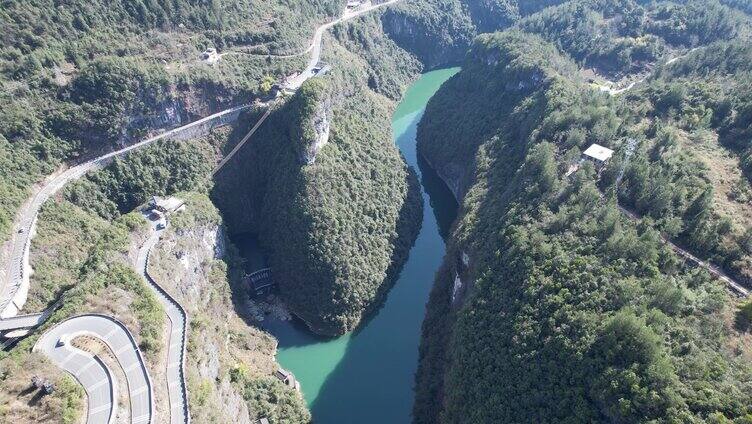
[
  {"left": 582, "top": 144, "right": 614, "bottom": 169},
  {"left": 201, "top": 47, "right": 220, "bottom": 64}
]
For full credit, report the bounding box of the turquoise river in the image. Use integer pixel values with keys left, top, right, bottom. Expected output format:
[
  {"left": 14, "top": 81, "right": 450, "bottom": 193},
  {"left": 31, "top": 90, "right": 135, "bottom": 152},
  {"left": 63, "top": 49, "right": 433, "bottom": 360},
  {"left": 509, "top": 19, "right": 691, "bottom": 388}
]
[{"left": 237, "top": 67, "right": 460, "bottom": 423}]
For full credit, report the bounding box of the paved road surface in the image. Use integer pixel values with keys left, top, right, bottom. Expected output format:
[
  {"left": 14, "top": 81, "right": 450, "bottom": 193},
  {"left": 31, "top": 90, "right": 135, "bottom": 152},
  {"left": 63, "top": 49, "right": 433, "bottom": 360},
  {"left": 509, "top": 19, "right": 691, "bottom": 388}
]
[
  {"left": 0, "top": 105, "right": 249, "bottom": 318},
  {"left": 595, "top": 47, "right": 700, "bottom": 96},
  {"left": 137, "top": 212, "right": 190, "bottom": 424},
  {"left": 0, "top": 0, "right": 403, "bottom": 317},
  {"left": 0, "top": 298, "right": 63, "bottom": 333},
  {"left": 617, "top": 204, "right": 750, "bottom": 297},
  {"left": 35, "top": 314, "right": 153, "bottom": 424},
  {"left": 0, "top": 311, "right": 45, "bottom": 332},
  {"left": 285, "top": 0, "right": 402, "bottom": 91}
]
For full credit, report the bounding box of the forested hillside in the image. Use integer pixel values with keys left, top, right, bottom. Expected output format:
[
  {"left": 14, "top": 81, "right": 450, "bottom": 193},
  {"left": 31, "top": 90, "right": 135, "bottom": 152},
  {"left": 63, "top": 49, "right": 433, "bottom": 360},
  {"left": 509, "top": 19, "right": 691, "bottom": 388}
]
[
  {"left": 606, "top": 40, "right": 752, "bottom": 289},
  {"left": 0, "top": 0, "right": 338, "bottom": 240},
  {"left": 0, "top": 0, "right": 486, "bottom": 338},
  {"left": 721, "top": 0, "right": 752, "bottom": 15},
  {"left": 414, "top": 1, "right": 752, "bottom": 422},
  {"left": 516, "top": 0, "right": 748, "bottom": 74},
  {"left": 381, "top": 0, "right": 569, "bottom": 68},
  {"left": 6, "top": 0, "right": 752, "bottom": 421},
  {"left": 1, "top": 126, "right": 309, "bottom": 422},
  {"left": 212, "top": 14, "right": 424, "bottom": 335},
  {"left": 2, "top": 0, "right": 340, "bottom": 57}
]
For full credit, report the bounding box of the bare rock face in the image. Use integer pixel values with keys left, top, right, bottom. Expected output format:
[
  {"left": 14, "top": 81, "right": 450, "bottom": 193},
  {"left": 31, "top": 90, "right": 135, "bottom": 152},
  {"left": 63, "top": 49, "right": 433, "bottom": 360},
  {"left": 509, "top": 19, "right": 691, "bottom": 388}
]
[
  {"left": 436, "top": 161, "right": 464, "bottom": 201},
  {"left": 197, "top": 339, "right": 221, "bottom": 382},
  {"left": 148, "top": 206, "right": 288, "bottom": 423},
  {"left": 506, "top": 69, "right": 545, "bottom": 92},
  {"left": 451, "top": 272, "right": 463, "bottom": 305},
  {"left": 380, "top": 7, "right": 474, "bottom": 69},
  {"left": 218, "top": 378, "right": 252, "bottom": 424},
  {"left": 284, "top": 79, "right": 334, "bottom": 166},
  {"left": 298, "top": 97, "right": 332, "bottom": 165},
  {"left": 169, "top": 225, "right": 225, "bottom": 304}
]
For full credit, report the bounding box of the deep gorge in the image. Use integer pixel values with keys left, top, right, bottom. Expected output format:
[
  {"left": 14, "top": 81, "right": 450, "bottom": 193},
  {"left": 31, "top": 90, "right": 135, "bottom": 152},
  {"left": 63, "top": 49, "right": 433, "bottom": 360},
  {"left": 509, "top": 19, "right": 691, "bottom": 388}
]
[
  {"left": 231, "top": 68, "right": 459, "bottom": 423},
  {"left": 3, "top": 1, "right": 752, "bottom": 423}
]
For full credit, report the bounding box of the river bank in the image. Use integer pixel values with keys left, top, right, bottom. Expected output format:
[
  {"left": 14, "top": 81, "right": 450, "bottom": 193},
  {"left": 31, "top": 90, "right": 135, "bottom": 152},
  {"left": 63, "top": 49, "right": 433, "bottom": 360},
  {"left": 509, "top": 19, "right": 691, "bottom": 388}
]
[{"left": 233, "top": 68, "right": 459, "bottom": 423}]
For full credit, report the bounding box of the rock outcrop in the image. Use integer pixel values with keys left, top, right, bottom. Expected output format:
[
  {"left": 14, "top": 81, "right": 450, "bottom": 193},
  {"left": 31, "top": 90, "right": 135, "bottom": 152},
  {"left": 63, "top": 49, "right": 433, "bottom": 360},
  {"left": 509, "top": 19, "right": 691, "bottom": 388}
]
[
  {"left": 147, "top": 194, "right": 309, "bottom": 423},
  {"left": 298, "top": 95, "right": 332, "bottom": 165}
]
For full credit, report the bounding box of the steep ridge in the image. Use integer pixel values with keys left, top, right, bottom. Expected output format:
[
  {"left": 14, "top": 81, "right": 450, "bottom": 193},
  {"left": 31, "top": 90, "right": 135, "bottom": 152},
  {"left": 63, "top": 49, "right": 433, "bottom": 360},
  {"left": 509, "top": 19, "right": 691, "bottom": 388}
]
[
  {"left": 414, "top": 16, "right": 752, "bottom": 423},
  {"left": 381, "top": 0, "right": 569, "bottom": 68},
  {"left": 213, "top": 76, "right": 423, "bottom": 336}
]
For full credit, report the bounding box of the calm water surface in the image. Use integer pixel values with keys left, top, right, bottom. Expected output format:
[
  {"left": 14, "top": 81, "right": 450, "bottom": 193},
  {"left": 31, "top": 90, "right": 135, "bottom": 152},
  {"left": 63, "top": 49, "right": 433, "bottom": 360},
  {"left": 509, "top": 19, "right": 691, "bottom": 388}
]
[{"left": 236, "top": 68, "right": 460, "bottom": 423}]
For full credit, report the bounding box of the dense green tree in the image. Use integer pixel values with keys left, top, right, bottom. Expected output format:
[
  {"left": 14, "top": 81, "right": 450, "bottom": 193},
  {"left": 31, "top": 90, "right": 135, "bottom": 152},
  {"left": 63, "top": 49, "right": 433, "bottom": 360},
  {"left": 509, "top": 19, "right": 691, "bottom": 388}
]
[
  {"left": 414, "top": 24, "right": 752, "bottom": 424},
  {"left": 213, "top": 77, "right": 422, "bottom": 336},
  {"left": 588, "top": 311, "right": 682, "bottom": 423}
]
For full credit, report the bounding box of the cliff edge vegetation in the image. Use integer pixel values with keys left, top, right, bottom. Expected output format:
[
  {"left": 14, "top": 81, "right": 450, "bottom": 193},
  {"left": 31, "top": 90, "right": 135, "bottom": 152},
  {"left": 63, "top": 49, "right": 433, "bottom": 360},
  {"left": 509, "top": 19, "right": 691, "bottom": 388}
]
[
  {"left": 414, "top": 2, "right": 752, "bottom": 421},
  {"left": 214, "top": 79, "right": 422, "bottom": 336},
  {"left": 0, "top": 0, "right": 339, "bottom": 241}
]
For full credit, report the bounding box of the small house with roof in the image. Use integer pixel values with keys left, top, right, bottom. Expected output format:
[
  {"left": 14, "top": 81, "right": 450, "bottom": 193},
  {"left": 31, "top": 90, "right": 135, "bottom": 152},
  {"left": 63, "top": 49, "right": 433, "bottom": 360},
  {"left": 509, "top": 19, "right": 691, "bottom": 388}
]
[
  {"left": 275, "top": 368, "right": 301, "bottom": 391},
  {"left": 148, "top": 196, "right": 184, "bottom": 214},
  {"left": 582, "top": 144, "right": 614, "bottom": 170}
]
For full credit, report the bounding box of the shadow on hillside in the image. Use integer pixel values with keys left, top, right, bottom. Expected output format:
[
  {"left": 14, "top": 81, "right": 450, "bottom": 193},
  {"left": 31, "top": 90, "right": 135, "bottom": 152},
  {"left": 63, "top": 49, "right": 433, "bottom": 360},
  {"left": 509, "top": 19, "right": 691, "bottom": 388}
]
[
  {"left": 26, "top": 390, "right": 45, "bottom": 407},
  {"left": 734, "top": 309, "right": 751, "bottom": 333},
  {"left": 417, "top": 153, "right": 458, "bottom": 242},
  {"left": 305, "top": 111, "right": 457, "bottom": 423}
]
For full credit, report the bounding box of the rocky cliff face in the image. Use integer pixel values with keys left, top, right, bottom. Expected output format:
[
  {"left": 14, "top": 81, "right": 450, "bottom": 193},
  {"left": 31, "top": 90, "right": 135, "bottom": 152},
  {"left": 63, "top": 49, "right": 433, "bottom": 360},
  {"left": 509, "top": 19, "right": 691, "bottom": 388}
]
[
  {"left": 116, "top": 82, "right": 252, "bottom": 149},
  {"left": 422, "top": 154, "right": 466, "bottom": 201},
  {"left": 147, "top": 194, "right": 309, "bottom": 423},
  {"left": 381, "top": 0, "right": 568, "bottom": 70},
  {"left": 381, "top": 5, "right": 474, "bottom": 68},
  {"left": 298, "top": 96, "right": 332, "bottom": 165}
]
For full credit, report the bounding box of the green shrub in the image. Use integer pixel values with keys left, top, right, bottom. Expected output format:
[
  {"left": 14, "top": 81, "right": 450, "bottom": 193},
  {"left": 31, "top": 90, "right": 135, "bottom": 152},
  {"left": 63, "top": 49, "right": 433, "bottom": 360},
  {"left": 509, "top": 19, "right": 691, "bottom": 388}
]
[{"left": 242, "top": 377, "right": 310, "bottom": 424}]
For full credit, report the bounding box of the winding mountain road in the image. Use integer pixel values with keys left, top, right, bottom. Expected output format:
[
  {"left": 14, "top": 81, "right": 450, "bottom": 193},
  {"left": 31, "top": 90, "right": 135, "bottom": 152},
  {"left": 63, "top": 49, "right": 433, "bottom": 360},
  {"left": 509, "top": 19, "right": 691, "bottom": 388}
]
[
  {"left": 0, "top": 0, "right": 403, "bottom": 320},
  {"left": 34, "top": 314, "right": 153, "bottom": 424},
  {"left": 137, "top": 212, "right": 190, "bottom": 424},
  {"left": 0, "top": 105, "right": 249, "bottom": 319},
  {"left": 285, "top": 0, "right": 401, "bottom": 91},
  {"left": 4, "top": 1, "right": 403, "bottom": 421}
]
